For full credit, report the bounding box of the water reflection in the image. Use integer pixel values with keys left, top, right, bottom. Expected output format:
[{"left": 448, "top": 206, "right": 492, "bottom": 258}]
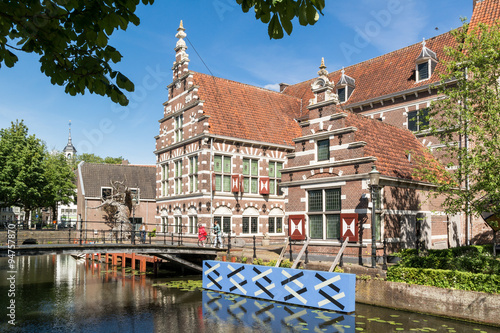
[
  {"left": 203, "top": 290, "right": 355, "bottom": 332},
  {"left": 0, "top": 255, "right": 499, "bottom": 333}
]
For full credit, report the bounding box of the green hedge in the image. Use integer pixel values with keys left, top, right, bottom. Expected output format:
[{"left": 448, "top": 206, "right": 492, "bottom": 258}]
[
  {"left": 387, "top": 266, "right": 500, "bottom": 294},
  {"left": 394, "top": 245, "right": 500, "bottom": 274}
]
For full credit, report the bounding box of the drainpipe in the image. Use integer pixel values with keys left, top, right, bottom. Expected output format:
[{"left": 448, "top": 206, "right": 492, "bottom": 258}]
[
  {"left": 464, "top": 67, "right": 471, "bottom": 245},
  {"left": 210, "top": 137, "right": 214, "bottom": 227}
]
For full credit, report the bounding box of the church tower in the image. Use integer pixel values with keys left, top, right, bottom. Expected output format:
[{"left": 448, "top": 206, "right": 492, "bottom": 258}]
[{"left": 62, "top": 120, "right": 77, "bottom": 159}]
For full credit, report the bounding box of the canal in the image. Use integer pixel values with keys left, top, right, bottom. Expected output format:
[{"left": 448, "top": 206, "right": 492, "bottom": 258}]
[{"left": 0, "top": 255, "right": 498, "bottom": 332}]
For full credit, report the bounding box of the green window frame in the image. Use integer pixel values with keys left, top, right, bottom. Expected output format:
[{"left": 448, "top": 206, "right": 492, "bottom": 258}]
[
  {"left": 214, "top": 155, "right": 231, "bottom": 192},
  {"left": 268, "top": 161, "right": 283, "bottom": 195},
  {"left": 243, "top": 158, "right": 259, "bottom": 194},
  {"left": 189, "top": 155, "right": 198, "bottom": 193},
  {"left": 308, "top": 188, "right": 341, "bottom": 240},
  {"left": 317, "top": 139, "right": 329, "bottom": 161}
]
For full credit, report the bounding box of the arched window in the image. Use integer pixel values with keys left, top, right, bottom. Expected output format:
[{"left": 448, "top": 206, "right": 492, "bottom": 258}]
[
  {"left": 242, "top": 207, "right": 259, "bottom": 234},
  {"left": 213, "top": 206, "right": 232, "bottom": 234},
  {"left": 268, "top": 208, "right": 284, "bottom": 234},
  {"left": 187, "top": 206, "right": 197, "bottom": 234}
]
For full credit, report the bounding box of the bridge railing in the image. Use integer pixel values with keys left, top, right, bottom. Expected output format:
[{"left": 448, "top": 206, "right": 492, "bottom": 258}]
[{"left": 0, "top": 220, "right": 201, "bottom": 247}]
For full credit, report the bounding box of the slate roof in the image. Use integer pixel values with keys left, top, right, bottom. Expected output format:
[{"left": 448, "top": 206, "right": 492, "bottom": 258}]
[
  {"left": 79, "top": 163, "right": 156, "bottom": 199},
  {"left": 192, "top": 72, "right": 303, "bottom": 146},
  {"left": 343, "top": 111, "right": 440, "bottom": 180},
  {"left": 282, "top": 31, "right": 457, "bottom": 116}
]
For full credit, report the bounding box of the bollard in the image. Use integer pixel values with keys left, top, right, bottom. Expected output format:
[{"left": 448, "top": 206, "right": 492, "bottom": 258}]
[
  {"left": 171, "top": 232, "right": 174, "bottom": 245},
  {"left": 289, "top": 236, "right": 293, "bottom": 261},
  {"left": 305, "top": 247, "right": 309, "bottom": 264},
  {"left": 340, "top": 238, "right": 344, "bottom": 268},
  {"left": 227, "top": 233, "right": 231, "bottom": 255},
  {"left": 68, "top": 228, "right": 71, "bottom": 244},
  {"left": 253, "top": 235, "right": 257, "bottom": 260}
]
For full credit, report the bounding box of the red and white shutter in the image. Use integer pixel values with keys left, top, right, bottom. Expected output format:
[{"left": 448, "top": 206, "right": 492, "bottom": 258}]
[
  {"left": 340, "top": 213, "right": 358, "bottom": 242},
  {"left": 211, "top": 173, "right": 216, "bottom": 192},
  {"left": 259, "top": 177, "right": 270, "bottom": 195},
  {"left": 231, "top": 174, "right": 240, "bottom": 193},
  {"left": 288, "top": 215, "right": 306, "bottom": 241}
]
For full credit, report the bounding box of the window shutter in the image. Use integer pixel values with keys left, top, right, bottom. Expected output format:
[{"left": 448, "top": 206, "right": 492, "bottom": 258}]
[
  {"left": 340, "top": 213, "right": 359, "bottom": 242},
  {"left": 211, "top": 173, "right": 216, "bottom": 191},
  {"left": 259, "top": 177, "right": 270, "bottom": 195},
  {"left": 288, "top": 215, "right": 306, "bottom": 241},
  {"left": 231, "top": 174, "right": 240, "bottom": 193}
]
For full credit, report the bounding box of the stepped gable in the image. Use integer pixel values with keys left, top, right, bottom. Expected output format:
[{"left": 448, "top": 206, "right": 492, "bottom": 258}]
[
  {"left": 80, "top": 163, "right": 156, "bottom": 199},
  {"left": 343, "top": 111, "right": 440, "bottom": 180},
  {"left": 470, "top": 0, "right": 500, "bottom": 30},
  {"left": 282, "top": 31, "right": 457, "bottom": 116},
  {"left": 192, "top": 71, "right": 302, "bottom": 146}
]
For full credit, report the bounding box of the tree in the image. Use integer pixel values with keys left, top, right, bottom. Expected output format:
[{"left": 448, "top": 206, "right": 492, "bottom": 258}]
[
  {"left": 0, "top": 120, "right": 47, "bottom": 226},
  {"left": 416, "top": 21, "right": 500, "bottom": 224},
  {"left": 43, "top": 152, "right": 77, "bottom": 224},
  {"left": 237, "top": 0, "right": 324, "bottom": 39},
  {"left": 73, "top": 153, "right": 124, "bottom": 166},
  {"left": 1, "top": 1, "right": 324, "bottom": 105}
]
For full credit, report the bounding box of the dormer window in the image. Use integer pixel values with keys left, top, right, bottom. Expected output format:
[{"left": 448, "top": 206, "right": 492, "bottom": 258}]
[
  {"left": 416, "top": 38, "right": 438, "bottom": 82},
  {"left": 336, "top": 67, "right": 355, "bottom": 103}
]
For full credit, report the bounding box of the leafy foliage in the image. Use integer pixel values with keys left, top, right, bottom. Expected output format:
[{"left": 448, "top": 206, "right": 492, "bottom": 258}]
[
  {"left": 414, "top": 20, "right": 500, "bottom": 218},
  {"left": 393, "top": 245, "right": 500, "bottom": 274},
  {"left": 237, "top": 0, "right": 325, "bottom": 39},
  {"left": 0, "top": 120, "right": 47, "bottom": 224},
  {"left": 43, "top": 152, "right": 77, "bottom": 222},
  {"left": 387, "top": 266, "right": 500, "bottom": 294},
  {"left": 0, "top": 0, "right": 154, "bottom": 105},
  {"left": 0, "top": 121, "right": 76, "bottom": 225},
  {"left": 1, "top": 1, "right": 327, "bottom": 104},
  {"left": 72, "top": 153, "right": 124, "bottom": 168}
]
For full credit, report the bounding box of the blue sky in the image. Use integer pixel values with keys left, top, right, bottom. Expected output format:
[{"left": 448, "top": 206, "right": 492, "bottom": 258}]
[{"left": 0, "top": 0, "right": 472, "bottom": 165}]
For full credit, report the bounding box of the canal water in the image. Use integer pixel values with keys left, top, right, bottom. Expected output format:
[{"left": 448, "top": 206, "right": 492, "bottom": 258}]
[{"left": 0, "top": 255, "right": 498, "bottom": 333}]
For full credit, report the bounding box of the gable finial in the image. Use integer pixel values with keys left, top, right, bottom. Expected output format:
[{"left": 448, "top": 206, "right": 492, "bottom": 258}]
[
  {"left": 422, "top": 37, "right": 426, "bottom": 48},
  {"left": 341, "top": 67, "right": 345, "bottom": 75},
  {"left": 317, "top": 57, "right": 328, "bottom": 76}
]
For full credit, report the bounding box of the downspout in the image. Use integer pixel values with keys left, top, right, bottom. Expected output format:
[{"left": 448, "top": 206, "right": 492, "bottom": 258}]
[
  {"left": 464, "top": 67, "right": 471, "bottom": 245},
  {"left": 210, "top": 137, "right": 214, "bottom": 226}
]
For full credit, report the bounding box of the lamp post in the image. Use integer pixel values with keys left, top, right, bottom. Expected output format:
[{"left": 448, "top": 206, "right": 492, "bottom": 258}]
[
  {"left": 369, "top": 165, "right": 380, "bottom": 268},
  {"left": 131, "top": 197, "right": 137, "bottom": 245}
]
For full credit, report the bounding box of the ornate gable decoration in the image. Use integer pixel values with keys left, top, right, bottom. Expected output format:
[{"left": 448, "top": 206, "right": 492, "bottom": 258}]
[{"left": 309, "top": 58, "right": 338, "bottom": 106}]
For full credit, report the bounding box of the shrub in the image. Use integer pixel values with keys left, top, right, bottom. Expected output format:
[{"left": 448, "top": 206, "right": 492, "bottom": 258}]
[
  {"left": 393, "top": 245, "right": 499, "bottom": 274},
  {"left": 387, "top": 266, "right": 500, "bottom": 294}
]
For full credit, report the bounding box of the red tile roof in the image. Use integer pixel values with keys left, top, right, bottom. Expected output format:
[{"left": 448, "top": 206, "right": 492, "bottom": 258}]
[
  {"left": 282, "top": 31, "right": 458, "bottom": 116},
  {"left": 193, "top": 72, "right": 303, "bottom": 146},
  {"left": 343, "top": 111, "right": 440, "bottom": 180},
  {"left": 470, "top": 0, "right": 500, "bottom": 30}
]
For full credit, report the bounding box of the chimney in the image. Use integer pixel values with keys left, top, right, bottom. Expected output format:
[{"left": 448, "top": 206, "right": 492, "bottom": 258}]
[{"left": 122, "top": 159, "right": 129, "bottom": 165}]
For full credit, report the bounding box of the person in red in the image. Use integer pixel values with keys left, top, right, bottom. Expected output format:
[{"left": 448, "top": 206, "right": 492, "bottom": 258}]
[{"left": 198, "top": 224, "right": 207, "bottom": 246}]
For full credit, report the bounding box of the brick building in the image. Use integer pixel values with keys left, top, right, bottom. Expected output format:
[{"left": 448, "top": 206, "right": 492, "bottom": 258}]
[
  {"left": 76, "top": 162, "right": 156, "bottom": 232},
  {"left": 155, "top": 1, "right": 499, "bottom": 258}
]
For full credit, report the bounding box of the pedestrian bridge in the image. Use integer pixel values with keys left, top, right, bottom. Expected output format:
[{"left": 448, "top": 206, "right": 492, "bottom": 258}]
[{"left": 0, "top": 243, "right": 226, "bottom": 272}]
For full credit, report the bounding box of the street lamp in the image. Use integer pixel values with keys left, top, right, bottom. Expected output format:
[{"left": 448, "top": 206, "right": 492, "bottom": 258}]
[
  {"left": 369, "top": 165, "right": 380, "bottom": 268},
  {"left": 132, "top": 197, "right": 137, "bottom": 245}
]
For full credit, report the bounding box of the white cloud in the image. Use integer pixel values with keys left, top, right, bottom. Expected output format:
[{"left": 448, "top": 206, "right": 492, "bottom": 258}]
[{"left": 263, "top": 83, "right": 280, "bottom": 91}]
